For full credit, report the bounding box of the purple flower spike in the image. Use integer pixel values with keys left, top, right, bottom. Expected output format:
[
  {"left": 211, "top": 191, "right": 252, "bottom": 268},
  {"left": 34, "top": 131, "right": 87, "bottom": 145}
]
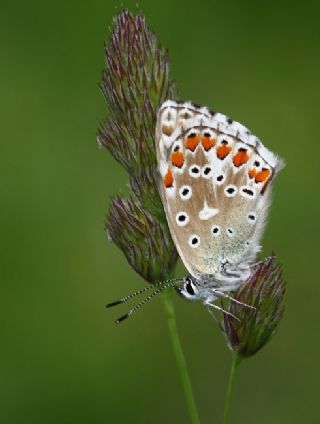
[{"left": 222, "top": 256, "right": 286, "bottom": 358}]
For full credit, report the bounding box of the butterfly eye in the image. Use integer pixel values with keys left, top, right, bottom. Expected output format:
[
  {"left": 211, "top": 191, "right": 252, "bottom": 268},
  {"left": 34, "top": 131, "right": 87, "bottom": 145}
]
[
  {"left": 211, "top": 225, "right": 220, "bottom": 236},
  {"left": 179, "top": 185, "right": 192, "bottom": 200},
  {"left": 185, "top": 281, "right": 195, "bottom": 295},
  {"left": 247, "top": 212, "right": 257, "bottom": 223},
  {"left": 176, "top": 212, "right": 189, "bottom": 227},
  {"left": 188, "top": 234, "right": 200, "bottom": 248},
  {"left": 189, "top": 165, "right": 201, "bottom": 178},
  {"left": 224, "top": 185, "right": 238, "bottom": 197},
  {"left": 226, "top": 228, "right": 234, "bottom": 237},
  {"left": 182, "top": 277, "right": 198, "bottom": 298}
]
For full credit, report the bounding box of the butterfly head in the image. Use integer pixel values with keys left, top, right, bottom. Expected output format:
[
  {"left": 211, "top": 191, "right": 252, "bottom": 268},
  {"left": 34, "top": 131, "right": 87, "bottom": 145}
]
[
  {"left": 176, "top": 275, "right": 217, "bottom": 302},
  {"left": 175, "top": 276, "right": 200, "bottom": 300}
]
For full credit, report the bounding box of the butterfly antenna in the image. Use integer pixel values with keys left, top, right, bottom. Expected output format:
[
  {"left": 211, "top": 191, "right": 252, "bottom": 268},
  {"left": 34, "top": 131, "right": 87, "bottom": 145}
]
[
  {"left": 106, "top": 278, "right": 181, "bottom": 308},
  {"left": 106, "top": 285, "right": 155, "bottom": 308},
  {"left": 114, "top": 280, "right": 181, "bottom": 324}
]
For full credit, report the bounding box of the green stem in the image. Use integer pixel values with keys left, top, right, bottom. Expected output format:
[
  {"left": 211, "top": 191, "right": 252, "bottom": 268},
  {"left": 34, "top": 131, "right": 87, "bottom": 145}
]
[
  {"left": 162, "top": 290, "right": 200, "bottom": 424},
  {"left": 223, "top": 353, "right": 242, "bottom": 424}
]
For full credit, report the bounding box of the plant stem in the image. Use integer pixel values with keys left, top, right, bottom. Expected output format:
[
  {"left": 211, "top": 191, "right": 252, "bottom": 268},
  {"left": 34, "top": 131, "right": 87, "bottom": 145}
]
[
  {"left": 162, "top": 290, "right": 200, "bottom": 424},
  {"left": 223, "top": 353, "right": 242, "bottom": 424}
]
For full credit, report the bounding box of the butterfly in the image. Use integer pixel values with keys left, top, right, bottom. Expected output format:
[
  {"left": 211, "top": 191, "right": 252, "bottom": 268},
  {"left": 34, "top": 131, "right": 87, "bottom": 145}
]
[{"left": 107, "top": 100, "right": 284, "bottom": 322}]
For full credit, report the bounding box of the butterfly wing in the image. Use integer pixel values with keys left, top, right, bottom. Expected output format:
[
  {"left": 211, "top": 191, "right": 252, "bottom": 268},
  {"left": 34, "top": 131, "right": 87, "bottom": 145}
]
[{"left": 156, "top": 100, "right": 284, "bottom": 283}]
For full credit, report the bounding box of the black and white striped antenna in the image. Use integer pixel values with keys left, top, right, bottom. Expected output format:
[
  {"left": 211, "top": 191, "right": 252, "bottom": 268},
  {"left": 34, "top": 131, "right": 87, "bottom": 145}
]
[{"left": 106, "top": 278, "right": 182, "bottom": 324}]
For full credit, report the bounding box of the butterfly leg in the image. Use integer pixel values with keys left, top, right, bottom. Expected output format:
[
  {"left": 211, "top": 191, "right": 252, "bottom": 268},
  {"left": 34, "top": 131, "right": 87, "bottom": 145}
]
[
  {"left": 204, "top": 300, "right": 240, "bottom": 321},
  {"left": 212, "top": 290, "right": 255, "bottom": 310},
  {"left": 206, "top": 305, "right": 219, "bottom": 323},
  {"left": 205, "top": 305, "right": 228, "bottom": 333}
]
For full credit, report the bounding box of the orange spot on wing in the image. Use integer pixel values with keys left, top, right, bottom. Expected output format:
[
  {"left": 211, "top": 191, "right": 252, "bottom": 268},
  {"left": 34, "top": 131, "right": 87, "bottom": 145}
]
[
  {"left": 171, "top": 151, "right": 184, "bottom": 168},
  {"left": 217, "top": 144, "right": 232, "bottom": 160},
  {"left": 201, "top": 136, "right": 216, "bottom": 151},
  {"left": 232, "top": 150, "right": 249, "bottom": 167},
  {"left": 185, "top": 135, "right": 199, "bottom": 151},
  {"left": 248, "top": 169, "right": 257, "bottom": 179},
  {"left": 163, "top": 169, "right": 174, "bottom": 188},
  {"left": 255, "top": 168, "right": 271, "bottom": 183}
]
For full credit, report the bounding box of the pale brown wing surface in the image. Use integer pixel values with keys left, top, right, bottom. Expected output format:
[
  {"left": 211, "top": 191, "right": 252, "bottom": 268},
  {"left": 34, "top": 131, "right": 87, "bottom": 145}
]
[{"left": 156, "top": 101, "right": 284, "bottom": 282}]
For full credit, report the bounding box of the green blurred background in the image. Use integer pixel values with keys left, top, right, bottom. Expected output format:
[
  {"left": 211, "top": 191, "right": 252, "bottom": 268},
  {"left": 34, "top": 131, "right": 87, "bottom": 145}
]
[{"left": 1, "top": 0, "right": 319, "bottom": 423}]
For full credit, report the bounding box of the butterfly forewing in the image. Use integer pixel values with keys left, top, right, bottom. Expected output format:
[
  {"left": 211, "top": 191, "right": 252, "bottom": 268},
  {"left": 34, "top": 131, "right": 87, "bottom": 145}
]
[{"left": 156, "top": 100, "right": 284, "bottom": 284}]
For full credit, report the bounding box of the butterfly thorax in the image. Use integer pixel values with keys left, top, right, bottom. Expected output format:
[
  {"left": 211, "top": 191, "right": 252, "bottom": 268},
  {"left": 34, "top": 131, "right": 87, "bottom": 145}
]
[{"left": 207, "top": 260, "right": 251, "bottom": 284}]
